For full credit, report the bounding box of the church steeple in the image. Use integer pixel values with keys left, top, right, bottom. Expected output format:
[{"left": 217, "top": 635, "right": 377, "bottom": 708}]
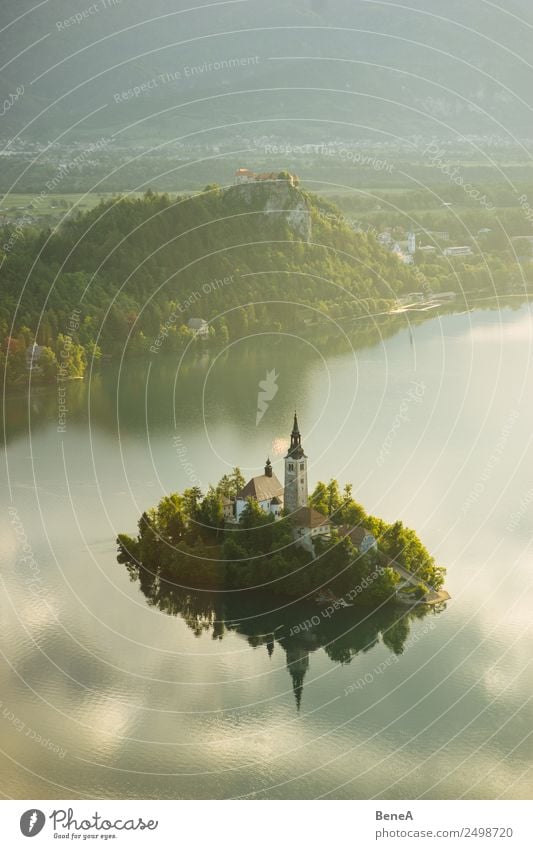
[
  {"left": 288, "top": 411, "right": 304, "bottom": 459},
  {"left": 292, "top": 411, "right": 299, "bottom": 433},
  {"left": 284, "top": 413, "right": 308, "bottom": 514},
  {"left": 264, "top": 457, "right": 272, "bottom": 477},
  {"left": 285, "top": 642, "right": 309, "bottom": 712}
]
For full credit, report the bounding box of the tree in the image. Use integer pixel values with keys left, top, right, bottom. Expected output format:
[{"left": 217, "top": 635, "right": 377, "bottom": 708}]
[
  {"left": 198, "top": 487, "right": 224, "bottom": 539},
  {"left": 326, "top": 479, "right": 342, "bottom": 521},
  {"left": 55, "top": 334, "right": 86, "bottom": 378},
  {"left": 340, "top": 498, "right": 368, "bottom": 528},
  {"left": 319, "top": 535, "right": 356, "bottom": 594},
  {"left": 365, "top": 565, "right": 398, "bottom": 604},
  {"left": 38, "top": 346, "right": 58, "bottom": 381},
  {"left": 382, "top": 615, "right": 410, "bottom": 655},
  {"left": 155, "top": 494, "right": 186, "bottom": 544},
  {"left": 5, "top": 348, "right": 27, "bottom": 383},
  {"left": 137, "top": 510, "right": 163, "bottom": 565},
  {"left": 217, "top": 322, "right": 229, "bottom": 346},
  {"left": 117, "top": 533, "right": 140, "bottom": 564},
  {"left": 182, "top": 487, "right": 203, "bottom": 536},
  {"left": 310, "top": 481, "right": 328, "bottom": 515},
  {"left": 216, "top": 468, "right": 245, "bottom": 499},
  {"left": 239, "top": 498, "right": 275, "bottom": 552}
]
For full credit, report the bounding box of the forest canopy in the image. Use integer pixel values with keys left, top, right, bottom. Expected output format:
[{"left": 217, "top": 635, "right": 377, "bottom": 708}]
[
  {"left": 117, "top": 472, "right": 445, "bottom": 604},
  {"left": 1, "top": 182, "right": 425, "bottom": 384}
]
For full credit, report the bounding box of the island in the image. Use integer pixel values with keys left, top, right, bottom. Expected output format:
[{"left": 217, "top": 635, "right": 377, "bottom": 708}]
[{"left": 117, "top": 414, "right": 449, "bottom": 609}]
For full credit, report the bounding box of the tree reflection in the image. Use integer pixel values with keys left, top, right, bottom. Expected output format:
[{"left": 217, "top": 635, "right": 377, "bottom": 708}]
[{"left": 128, "top": 566, "right": 444, "bottom": 711}]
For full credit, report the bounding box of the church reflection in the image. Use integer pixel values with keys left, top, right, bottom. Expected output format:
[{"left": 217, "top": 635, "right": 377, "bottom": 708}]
[
  {"left": 127, "top": 565, "right": 444, "bottom": 711},
  {"left": 285, "top": 642, "right": 310, "bottom": 711}
]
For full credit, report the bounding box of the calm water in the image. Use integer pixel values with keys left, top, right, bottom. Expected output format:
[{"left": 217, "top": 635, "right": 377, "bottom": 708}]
[{"left": 2, "top": 305, "right": 533, "bottom": 799}]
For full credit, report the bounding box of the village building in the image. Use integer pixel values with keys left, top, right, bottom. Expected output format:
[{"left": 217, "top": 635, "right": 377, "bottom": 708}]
[
  {"left": 292, "top": 506, "right": 332, "bottom": 553},
  {"left": 234, "top": 168, "right": 256, "bottom": 184},
  {"left": 233, "top": 168, "right": 299, "bottom": 187},
  {"left": 339, "top": 524, "right": 378, "bottom": 554},
  {"left": 26, "top": 343, "right": 44, "bottom": 370},
  {"left": 443, "top": 245, "right": 473, "bottom": 257},
  {"left": 187, "top": 317, "right": 209, "bottom": 338},
  {"left": 222, "top": 496, "right": 235, "bottom": 522}
]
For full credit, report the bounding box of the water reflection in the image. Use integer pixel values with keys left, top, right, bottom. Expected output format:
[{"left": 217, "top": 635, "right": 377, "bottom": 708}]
[
  {"left": 127, "top": 563, "right": 444, "bottom": 711},
  {"left": 1, "top": 315, "right": 408, "bottom": 447}
]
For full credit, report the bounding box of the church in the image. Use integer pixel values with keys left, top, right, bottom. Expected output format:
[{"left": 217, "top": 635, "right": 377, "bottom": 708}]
[{"left": 232, "top": 414, "right": 332, "bottom": 551}]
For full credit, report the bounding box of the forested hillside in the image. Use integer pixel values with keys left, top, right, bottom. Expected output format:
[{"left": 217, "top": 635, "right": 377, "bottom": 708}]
[{"left": 1, "top": 179, "right": 421, "bottom": 384}]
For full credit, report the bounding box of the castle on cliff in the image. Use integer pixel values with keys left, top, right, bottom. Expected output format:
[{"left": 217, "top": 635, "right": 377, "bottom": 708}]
[{"left": 234, "top": 167, "right": 299, "bottom": 187}]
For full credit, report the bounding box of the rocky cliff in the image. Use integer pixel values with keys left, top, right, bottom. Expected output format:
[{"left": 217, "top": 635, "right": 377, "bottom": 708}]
[{"left": 229, "top": 180, "right": 312, "bottom": 243}]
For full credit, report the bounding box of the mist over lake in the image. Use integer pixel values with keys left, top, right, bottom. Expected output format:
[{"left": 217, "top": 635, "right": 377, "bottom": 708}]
[{"left": 2, "top": 306, "right": 533, "bottom": 799}]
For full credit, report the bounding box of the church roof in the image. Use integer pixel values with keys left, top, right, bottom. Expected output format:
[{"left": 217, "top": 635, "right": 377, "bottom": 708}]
[
  {"left": 291, "top": 506, "right": 330, "bottom": 529},
  {"left": 236, "top": 472, "right": 283, "bottom": 503}
]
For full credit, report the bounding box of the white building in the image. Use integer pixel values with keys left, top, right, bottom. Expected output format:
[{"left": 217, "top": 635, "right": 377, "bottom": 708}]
[
  {"left": 26, "top": 343, "right": 44, "bottom": 370},
  {"left": 234, "top": 459, "right": 283, "bottom": 522},
  {"left": 407, "top": 231, "right": 416, "bottom": 254},
  {"left": 292, "top": 506, "right": 332, "bottom": 553},
  {"left": 187, "top": 318, "right": 209, "bottom": 338},
  {"left": 443, "top": 246, "right": 473, "bottom": 257},
  {"left": 222, "top": 497, "right": 235, "bottom": 522},
  {"left": 234, "top": 168, "right": 256, "bottom": 184},
  {"left": 340, "top": 525, "right": 378, "bottom": 554}
]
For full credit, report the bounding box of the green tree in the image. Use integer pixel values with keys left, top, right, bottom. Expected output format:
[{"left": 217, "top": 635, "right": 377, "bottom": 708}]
[
  {"left": 38, "top": 346, "right": 58, "bottom": 381},
  {"left": 155, "top": 494, "right": 186, "bottom": 544},
  {"left": 326, "top": 479, "right": 342, "bottom": 521},
  {"left": 310, "top": 481, "right": 329, "bottom": 514},
  {"left": 198, "top": 487, "right": 224, "bottom": 539},
  {"left": 216, "top": 468, "right": 245, "bottom": 499}
]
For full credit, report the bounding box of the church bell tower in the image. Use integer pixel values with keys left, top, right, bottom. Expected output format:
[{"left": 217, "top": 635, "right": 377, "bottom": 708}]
[{"left": 284, "top": 412, "right": 308, "bottom": 515}]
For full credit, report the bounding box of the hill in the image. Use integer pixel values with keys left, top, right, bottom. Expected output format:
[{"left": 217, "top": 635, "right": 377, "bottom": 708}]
[{"left": 0, "top": 179, "right": 423, "bottom": 382}]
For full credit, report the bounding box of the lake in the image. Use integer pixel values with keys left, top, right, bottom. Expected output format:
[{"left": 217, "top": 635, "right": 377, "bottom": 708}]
[{"left": 2, "top": 304, "right": 533, "bottom": 799}]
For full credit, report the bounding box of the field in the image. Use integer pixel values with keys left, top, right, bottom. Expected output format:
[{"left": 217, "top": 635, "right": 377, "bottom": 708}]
[{"left": 0, "top": 192, "right": 151, "bottom": 228}]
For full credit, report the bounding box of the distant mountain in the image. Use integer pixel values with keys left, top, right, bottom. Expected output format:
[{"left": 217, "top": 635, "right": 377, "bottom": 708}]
[{"left": 1, "top": 0, "right": 532, "bottom": 143}]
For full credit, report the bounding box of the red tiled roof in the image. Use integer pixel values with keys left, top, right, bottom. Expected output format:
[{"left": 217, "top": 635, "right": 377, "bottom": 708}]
[
  {"left": 339, "top": 525, "right": 373, "bottom": 546},
  {"left": 291, "top": 506, "right": 330, "bottom": 529}
]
